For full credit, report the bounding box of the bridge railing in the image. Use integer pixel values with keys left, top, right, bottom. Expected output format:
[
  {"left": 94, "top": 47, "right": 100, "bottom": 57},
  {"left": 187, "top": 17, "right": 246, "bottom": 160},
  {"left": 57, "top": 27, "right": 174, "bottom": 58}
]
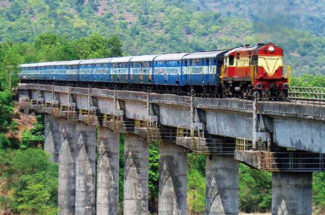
[
  {"left": 268, "top": 152, "right": 324, "bottom": 172},
  {"left": 235, "top": 138, "right": 270, "bottom": 151},
  {"left": 289, "top": 86, "right": 325, "bottom": 104},
  {"left": 235, "top": 138, "right": 325, "bottom": 172}
]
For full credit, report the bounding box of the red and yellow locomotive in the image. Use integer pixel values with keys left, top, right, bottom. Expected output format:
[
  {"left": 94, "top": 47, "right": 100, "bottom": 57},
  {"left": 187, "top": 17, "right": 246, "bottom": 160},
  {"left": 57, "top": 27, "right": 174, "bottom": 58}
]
[{"left": 221, "top": 43, "right": 289, "bottom": 99}]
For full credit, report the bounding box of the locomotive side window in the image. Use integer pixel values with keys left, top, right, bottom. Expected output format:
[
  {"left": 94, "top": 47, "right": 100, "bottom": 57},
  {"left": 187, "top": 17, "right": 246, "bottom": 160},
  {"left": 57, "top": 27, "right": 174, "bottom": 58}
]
[{"left": 229, "top": 55, "right": 234, "bottom": 66}]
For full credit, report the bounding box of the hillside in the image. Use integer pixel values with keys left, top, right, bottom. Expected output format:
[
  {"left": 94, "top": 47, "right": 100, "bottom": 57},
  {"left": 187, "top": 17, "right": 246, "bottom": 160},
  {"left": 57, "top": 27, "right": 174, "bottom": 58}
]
[
  {"left": 0, "top": 0, "right": 324, "bottom": 75},
  {"left": 190, "top": 0, "right": 325, "bottom": 37}
]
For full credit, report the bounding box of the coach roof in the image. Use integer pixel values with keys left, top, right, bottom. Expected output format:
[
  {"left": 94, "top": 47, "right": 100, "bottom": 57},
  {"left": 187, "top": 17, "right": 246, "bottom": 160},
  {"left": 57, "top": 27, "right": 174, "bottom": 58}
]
[
  {"left": 79, "top": 59, "right": 97, "bottom": 65},
  {"left": 94, "top": 58, "right": 113, "bottom": 64},
  {"left": 20, "top": 61, "right": 58, "bottom": 68},
  {"left": 183, "top": 51, "right": 225, "bottom": 60},
  {"left": 154, "top": 53, "right": 188, "bottom": 61},
  {"left": 130, "top": 55, "right": 158, "bottom": 62},
  {"left": 60, "top": 60, "right": 81, "bottom": 66},
  {"left": 110, "top": 56, "right": 133, "bottom": 63}
]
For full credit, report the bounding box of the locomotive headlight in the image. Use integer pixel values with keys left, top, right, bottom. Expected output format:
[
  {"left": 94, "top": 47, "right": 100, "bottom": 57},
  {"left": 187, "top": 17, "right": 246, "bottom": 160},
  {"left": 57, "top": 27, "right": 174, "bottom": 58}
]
[
  {"left": 268, "top": 46, "right": 275, "bottom": 53},
  {"left": 283, "top": 83, "right": 289, "bottom": 90}
]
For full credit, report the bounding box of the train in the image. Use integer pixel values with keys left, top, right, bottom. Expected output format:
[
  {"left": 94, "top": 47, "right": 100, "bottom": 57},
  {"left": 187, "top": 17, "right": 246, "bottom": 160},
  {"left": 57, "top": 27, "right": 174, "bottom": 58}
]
[{"left": 19, "top": 43, "right": 289, "bottom": 99}]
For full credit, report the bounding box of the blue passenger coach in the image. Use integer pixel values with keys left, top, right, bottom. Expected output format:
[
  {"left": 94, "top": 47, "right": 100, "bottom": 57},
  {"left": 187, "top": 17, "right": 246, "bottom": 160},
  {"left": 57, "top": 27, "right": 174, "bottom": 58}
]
[
  {"left": 20, "top": 63, "right": 36, "bottom": 80},
  {"left": 183, "top": 51, "right": 225, "bottom": 86},
  {"left": 19, "top": 50, "right": 227, "bottom": 90},
  {"left": 110, "top": 56, "right": 133, "bottom": 84},
  {"left": 66, "top": 60, "right": 81, "bottom": 81},
  {"left": 93, "top": 58, "right": 111, "bottom": 82},
  {"left": 153, "top": 53, "right": 188, "bottom": 86},
  {"left": 51, "top": 62, "right": 67, "bottom": 81},
  {"left": 80, "top": 59, "right": 96, "bottom": 82},
  {"left": 130, "top": 55, "right": 157, "bottom": 85}
]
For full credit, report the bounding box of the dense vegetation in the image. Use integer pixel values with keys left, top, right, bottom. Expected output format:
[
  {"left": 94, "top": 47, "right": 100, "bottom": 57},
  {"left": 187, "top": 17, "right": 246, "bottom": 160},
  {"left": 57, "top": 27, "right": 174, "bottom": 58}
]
[
  {"left": 0, "top": 0, "right": 324, "bottom": 76},
  {"left": 192, "top": 0, "right": 325, "bottom": 37},
  {"left": 0, "top": 149, "right": 58, "bottom": 214},
  {"left": 0, "top": 33, "right": 123, "bottom": 214}
]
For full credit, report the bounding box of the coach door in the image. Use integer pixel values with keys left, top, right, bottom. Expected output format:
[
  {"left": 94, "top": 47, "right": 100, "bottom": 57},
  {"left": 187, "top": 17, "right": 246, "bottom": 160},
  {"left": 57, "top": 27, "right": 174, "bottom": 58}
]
[
  {"left": 202, "top": 58, "right": 209, "bottom": 84},
  {"left": 208, "top": 58, "right": 217, "bottom": 85}
]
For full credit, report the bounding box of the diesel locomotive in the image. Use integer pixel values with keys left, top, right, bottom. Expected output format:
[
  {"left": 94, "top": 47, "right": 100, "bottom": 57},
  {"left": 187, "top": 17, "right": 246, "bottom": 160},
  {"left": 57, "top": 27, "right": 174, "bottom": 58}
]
[{"left": 19, "top": 43, "right": 290, "bottom": 99}]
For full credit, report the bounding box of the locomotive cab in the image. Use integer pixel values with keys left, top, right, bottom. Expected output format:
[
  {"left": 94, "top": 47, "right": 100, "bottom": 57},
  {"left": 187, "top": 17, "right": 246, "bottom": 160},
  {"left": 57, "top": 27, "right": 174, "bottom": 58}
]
[{"left": 222, "top": 43, "right": 289, "bottom": 99}]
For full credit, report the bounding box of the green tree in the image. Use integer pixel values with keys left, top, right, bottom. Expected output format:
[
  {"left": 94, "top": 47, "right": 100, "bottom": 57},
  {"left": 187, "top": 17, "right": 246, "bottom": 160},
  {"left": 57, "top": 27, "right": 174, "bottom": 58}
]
[
  {"left": 0, "top": 149, "right": 58, "bottom": 214},
  {"left": 0, "top": 133, "right": 11, "bottom": 149},
  {"left": 291, "top": 74, "right": 325, "bottom": 87},
  {"left": 21, "top": 115, "right": 44, "bottom": 149},
  {"left": 17, "top": 183, "right": 57, "bottom": 215},
  {"left": 313, "top": 172, "right": 325, "bottom": 211},
  {"left": 0, "top": 89, "right": 13, "bottom": 132},
  {"left": 148, "top": 141, "right": 159, "bottom": 212},
  {"left": 187, "top": 153, "right": 206, "bottom": 214},
  {"left": 239, "top": 164, "right": 272, "bottom": 212},
  {"left": 187, "top": 169, "right": 205, "bottom": 214},
  {"left": 73, "top": 33, "right": 123, "bottom": 59}
]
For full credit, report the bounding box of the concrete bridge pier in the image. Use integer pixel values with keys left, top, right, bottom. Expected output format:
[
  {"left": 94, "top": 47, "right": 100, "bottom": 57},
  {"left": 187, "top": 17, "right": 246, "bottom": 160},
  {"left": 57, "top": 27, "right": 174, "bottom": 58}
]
[
  {"left": 97, "top": 127, "right": 120, "bottom": 215},
  {"left": 272, "top": 172, "right": 312, "bottom": 215},
  {"left": 58, "top": 119, "right": 77, "bottom": 215},
  {"left": 205, "top": 155, "right": 239, "bottom": 215},
  {"left": 124, "top": 134, "right": 149, "bottom": 215},
  {"left": 75, "top": 122, "right": 96, "bottom": 215},
  {"left": 44, "top": 115, "right": 60, "bottom": 162},
  {"left": 159, "top": 142, "right": 187, "bottom": 215}
]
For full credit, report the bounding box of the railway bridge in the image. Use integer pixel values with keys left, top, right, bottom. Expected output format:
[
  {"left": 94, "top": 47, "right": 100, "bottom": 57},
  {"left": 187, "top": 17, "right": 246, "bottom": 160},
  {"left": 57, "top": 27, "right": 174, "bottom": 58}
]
[{"left": 18, "top": 83, "right": 325, "bottom": 215}]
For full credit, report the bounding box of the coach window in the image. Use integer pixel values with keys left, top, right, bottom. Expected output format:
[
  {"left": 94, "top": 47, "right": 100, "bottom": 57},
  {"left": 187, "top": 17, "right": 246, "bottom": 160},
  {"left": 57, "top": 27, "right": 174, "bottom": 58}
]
[{"left": 229, "top": 55, "right": 234, "bottom": 66}]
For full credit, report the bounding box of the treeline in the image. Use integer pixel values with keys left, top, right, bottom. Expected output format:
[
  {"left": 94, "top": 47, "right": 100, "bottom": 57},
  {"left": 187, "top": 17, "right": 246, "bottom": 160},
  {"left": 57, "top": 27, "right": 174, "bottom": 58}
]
[
  {"left": 1, "top": 0, "right": 324, "bottom": 76},
  {"left": 0, "top": 33, "right": 122, "bottom": 89}
]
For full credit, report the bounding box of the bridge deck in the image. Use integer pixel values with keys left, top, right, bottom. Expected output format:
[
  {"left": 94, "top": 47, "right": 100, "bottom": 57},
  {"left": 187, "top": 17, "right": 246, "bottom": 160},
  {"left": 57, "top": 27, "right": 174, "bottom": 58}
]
[{"left": 18, "top": 83, "right": 325, "bottom": 154}]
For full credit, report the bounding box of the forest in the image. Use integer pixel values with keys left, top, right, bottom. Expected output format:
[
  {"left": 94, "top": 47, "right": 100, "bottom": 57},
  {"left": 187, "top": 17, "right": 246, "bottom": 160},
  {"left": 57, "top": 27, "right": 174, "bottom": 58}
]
[
  {"left": 0, "top": 0, "right": 324, "bottom": 76},
  {"left": 0, "top": 33, "right": 324, "bottom": 214}
]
